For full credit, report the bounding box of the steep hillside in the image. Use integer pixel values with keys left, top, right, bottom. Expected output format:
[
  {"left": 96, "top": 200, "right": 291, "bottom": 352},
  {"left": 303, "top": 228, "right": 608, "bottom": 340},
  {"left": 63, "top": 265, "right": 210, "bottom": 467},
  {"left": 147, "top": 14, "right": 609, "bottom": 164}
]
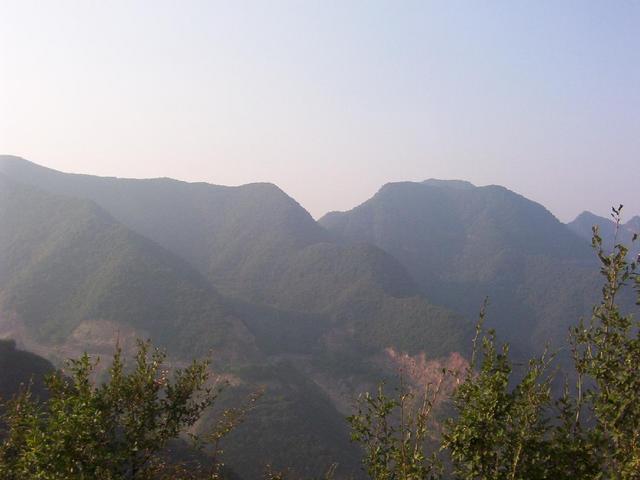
[
  {"left": 0, "top": 173, "right": 256, "bottom": 363},
  {"left": 0, "top": 157, "right": 471, "bottom": 359},
  {"left": 320, "top": 180, "right": 601, "bottom": 355},
  {"left": 266, "top": 242, "right": 469, "bottom": 357},
  {"left": 0, "top": 155, "right": 327, "bottom": 299}
]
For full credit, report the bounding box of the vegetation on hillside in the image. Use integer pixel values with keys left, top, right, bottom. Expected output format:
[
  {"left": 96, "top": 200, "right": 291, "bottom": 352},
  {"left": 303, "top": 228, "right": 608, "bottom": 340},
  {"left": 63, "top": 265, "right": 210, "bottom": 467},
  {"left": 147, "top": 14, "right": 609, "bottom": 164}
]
[
  {"left": 0, "top": 211, "right": 638, "bottom": 478},
  {"left": 320, "top": 180, "right": 607, "bottom": 356},
  {"left": 2, "top": 157, "right": 639, "bottom": 478},
  {"left": 0, "top": 174, "right": 255, "bottom": 361},
  {"left": 0, "top": 340, "right": 237, "bottom": 480},
  {"left": 348, "top": 208, "right": 640, "bottom": 479},
  {"left": 0, "top": 159, "right": 474, "bottom": 477},
  {"left": 0, "top": 157, "right": 472, "bottom": 360}
]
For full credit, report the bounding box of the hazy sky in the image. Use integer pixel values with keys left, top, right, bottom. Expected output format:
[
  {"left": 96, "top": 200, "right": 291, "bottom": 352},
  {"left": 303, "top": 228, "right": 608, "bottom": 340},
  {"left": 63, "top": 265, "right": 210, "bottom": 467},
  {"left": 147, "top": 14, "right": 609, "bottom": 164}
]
[{"left": 1, "top": 1, "right": 639, "bottom": 221}]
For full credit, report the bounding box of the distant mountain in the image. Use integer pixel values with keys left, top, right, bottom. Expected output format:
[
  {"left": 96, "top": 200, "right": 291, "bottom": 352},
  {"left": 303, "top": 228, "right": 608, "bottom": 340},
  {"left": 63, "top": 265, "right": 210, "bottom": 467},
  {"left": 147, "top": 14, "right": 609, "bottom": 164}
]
[
  {"left": 320, "top": 179, "right": 601, "bottom": 356},
  {"left": 627, "top": 216, "right": 640, "bottom": 233},
  {"left": 568, "top": 210, "right": 640, "bottom": 258}
]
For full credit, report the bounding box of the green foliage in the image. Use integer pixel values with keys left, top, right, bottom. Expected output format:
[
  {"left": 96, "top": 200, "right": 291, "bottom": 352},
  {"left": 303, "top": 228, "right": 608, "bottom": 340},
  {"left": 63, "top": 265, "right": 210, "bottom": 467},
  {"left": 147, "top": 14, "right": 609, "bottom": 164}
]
[
  {"left": 348, "top": 381, "right": 443, "bottom": 480},
  {"left": 443, "top": 310, "right": 554, "bottom": 480},
  {"left": 568, "top": 206, "right": 640, "bottom": 478},
  {"left": 0, "top": 340, "right": 219, "bottom": 480}
]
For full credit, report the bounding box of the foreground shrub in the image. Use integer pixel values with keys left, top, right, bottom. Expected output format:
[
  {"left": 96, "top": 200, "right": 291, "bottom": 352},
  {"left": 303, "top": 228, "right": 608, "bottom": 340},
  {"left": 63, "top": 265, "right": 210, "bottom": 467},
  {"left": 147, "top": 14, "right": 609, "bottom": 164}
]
[{"left": 0, "top": 340, "right": 225, "bottom": 480}]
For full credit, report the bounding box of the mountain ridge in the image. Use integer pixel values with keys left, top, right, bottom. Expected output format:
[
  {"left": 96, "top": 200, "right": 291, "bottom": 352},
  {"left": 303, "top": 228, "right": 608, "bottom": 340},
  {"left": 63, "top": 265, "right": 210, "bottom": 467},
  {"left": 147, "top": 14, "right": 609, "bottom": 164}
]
[
  {"left": 0, "top": 172, "right": 258, "bottom": 364},
  {"left": 0, "top": 156, "right": 475, "bottom": 478}
]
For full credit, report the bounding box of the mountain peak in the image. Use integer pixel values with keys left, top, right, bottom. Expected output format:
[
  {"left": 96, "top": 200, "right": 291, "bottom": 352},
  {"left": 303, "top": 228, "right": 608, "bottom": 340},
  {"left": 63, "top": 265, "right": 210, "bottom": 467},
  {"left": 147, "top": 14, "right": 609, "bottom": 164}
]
[
  {"left": 421, "top": 178, "right": 475, "bottom": 189},
  {"left": 0, "top": 154, "right": 39, "bottom": 173},
  {"left": 572, "top": 210, "right": 608, "bottom": 223}
]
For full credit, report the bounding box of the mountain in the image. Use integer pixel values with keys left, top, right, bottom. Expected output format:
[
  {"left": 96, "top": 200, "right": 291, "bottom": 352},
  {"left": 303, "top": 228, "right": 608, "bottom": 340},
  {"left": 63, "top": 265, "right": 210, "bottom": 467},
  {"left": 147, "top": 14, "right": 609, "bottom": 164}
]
[
  {"left": 568, "top": 211, "right": 640, "bottom": 258},
  {"left": 320, "top": 179, "right": 602, "bottom": 356},
  {"left": 0, "top": 157, "right": 471, "bottom": 357},
  {"left": 1, "top": 156, "right": 636, "bottom": 475},
  {"left": 0, "top": 172, "right": 361, "bottom": 476},
  {"left": 0, "top": 156, "right": 327, "bottom": 301},
  {"left": 0, "top": 157, "right": 473, "bottom": 478},
  {"left": 627, "top": 216, "right": 640, "bottom": 233},
  {"left": 0, "top": 172, "right": 256, "bottom": 364}
]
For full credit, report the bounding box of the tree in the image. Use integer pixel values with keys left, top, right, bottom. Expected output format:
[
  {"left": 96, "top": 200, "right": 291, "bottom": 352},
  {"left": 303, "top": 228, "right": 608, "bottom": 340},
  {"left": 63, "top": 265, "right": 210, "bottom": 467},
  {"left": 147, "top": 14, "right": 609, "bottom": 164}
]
[
  {"left": 0, "top": 340, "right": 219, "bottom": 480},
  {"left": 568, "top": 205, "right": 640, "bottom": 478},
  {"left": 347, "top": 377, "right": 444, "bottom": 480},
  {"left": 443, "top": 311, "right": 554, "bottom": 480}
]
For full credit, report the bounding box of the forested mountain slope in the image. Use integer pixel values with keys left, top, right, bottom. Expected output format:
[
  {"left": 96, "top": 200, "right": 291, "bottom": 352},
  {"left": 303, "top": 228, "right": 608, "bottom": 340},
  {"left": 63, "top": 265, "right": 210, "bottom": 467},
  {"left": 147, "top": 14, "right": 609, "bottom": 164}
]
[
  {"left": 0, "top": 156, "right": 327, "bottom": 299},
  {"left": 320, "top": 179, "right": 602, "bottom": 355},
  {"left": 0, "top": 173, "right": 366, "bottom": 477},
  {"left": 0, "top": 173, "right": 255, "bottom": 363},
  {"left": 0, "top": 156, "right": 471, "bottom": 359}
]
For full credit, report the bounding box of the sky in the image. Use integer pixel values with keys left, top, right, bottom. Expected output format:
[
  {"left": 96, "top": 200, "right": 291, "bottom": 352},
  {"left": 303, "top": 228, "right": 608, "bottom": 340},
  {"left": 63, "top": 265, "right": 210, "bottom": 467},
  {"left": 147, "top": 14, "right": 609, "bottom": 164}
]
[{"left": 1, "top": 1, "right": 639, "bottom": 221}]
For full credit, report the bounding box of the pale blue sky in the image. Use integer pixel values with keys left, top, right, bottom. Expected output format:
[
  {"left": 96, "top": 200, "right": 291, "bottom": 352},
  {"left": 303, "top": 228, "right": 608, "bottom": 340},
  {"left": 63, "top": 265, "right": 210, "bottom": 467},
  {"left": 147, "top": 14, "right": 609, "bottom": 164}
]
[{"left": 1, "top": 1, "right": 638, "bottom": 220}]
